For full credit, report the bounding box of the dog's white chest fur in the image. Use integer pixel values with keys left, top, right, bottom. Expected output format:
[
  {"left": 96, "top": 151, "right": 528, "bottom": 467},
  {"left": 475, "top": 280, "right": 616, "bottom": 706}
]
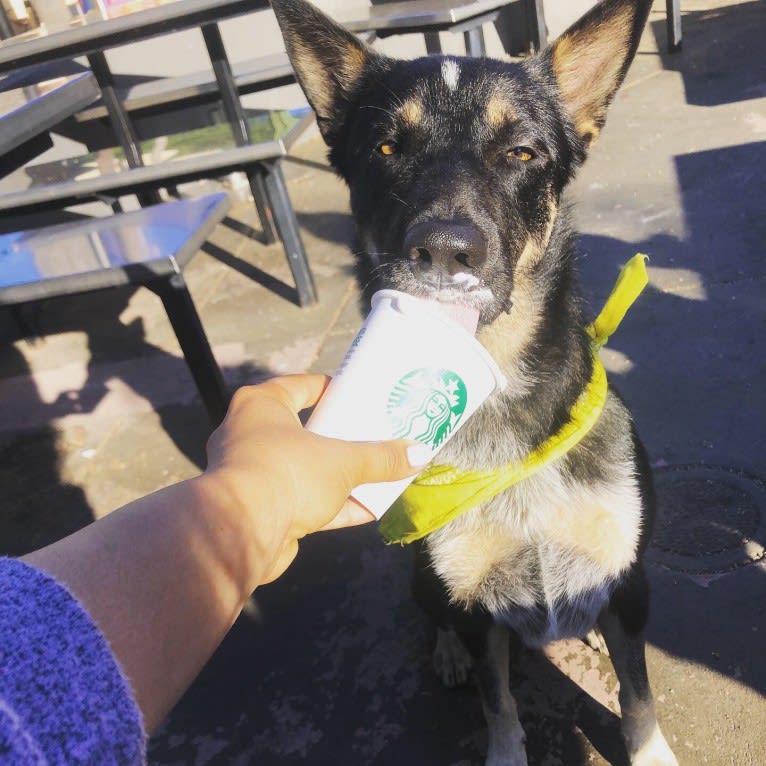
[{"left": 426, "top": 465, "right": 643, "bottom": 647}]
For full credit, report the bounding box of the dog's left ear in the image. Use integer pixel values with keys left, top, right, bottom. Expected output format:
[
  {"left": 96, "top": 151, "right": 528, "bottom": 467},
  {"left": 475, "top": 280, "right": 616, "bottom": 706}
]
[
  {"left": 547, "top": 0, "right": 652, "bottom": 147},
  {"left": 270, "top": 0, "right": 380, "bottom": 145}
]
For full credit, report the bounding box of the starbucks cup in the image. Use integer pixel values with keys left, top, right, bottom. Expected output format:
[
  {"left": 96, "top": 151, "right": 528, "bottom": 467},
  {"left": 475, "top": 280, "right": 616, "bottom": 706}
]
[{"left": 306, "top": 290, "right": 507, "bottom": 518}]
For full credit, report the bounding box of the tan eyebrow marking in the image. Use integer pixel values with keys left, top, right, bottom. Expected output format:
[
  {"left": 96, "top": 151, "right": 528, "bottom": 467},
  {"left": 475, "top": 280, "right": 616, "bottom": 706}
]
[
  {"left": 398, "top": 97, "right": 424, "bottom": 125},
  {"left": 486, "top": 94, "right": 516, "bottom": 127}
]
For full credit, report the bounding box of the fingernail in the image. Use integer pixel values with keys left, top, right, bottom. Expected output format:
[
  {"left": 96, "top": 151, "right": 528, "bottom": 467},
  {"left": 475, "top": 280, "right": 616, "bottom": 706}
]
[{"left": 407, "top": 443, "right": 433, "bottom": 467}]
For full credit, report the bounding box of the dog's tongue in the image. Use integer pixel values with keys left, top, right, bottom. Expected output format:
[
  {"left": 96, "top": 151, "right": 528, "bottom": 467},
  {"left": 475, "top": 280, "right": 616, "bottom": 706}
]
[{"left": 422, "top": 298, "right": 480, "bottom": 336}]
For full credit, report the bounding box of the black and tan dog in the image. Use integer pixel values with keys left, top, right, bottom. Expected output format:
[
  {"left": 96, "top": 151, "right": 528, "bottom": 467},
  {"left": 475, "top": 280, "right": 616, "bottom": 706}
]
[{"left": 271, "top": 1, "right": 678, "bottom": 764}]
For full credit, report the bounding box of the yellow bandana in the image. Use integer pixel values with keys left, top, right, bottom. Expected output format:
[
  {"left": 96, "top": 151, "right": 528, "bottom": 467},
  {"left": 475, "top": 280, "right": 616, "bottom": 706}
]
[{"left": 379, "top": 254, "right": 649, "bottom": 545}]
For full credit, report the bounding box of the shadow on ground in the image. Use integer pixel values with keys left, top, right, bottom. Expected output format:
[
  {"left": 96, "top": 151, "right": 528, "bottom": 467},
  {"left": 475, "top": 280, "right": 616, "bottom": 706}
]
[
  {"left": 651, "top": 0, "right": 766, "bottom": 106},
  {"left": 0, "top": 282, "right": 269, "bottom": 556},
  {"left": 148, "top": 526, "right": 631, "bottom": 766}
]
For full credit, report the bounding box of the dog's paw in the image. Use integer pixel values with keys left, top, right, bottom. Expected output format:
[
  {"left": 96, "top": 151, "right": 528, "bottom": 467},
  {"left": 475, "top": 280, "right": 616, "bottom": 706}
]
[
  {"left": 433, "top": 627, "right": 472, "bottom": 688},
  {"left": 582, "top": 627, "right": 610, "bottom": 655},
  {"left": 629, "top": 726, "right": 679, "bottom": 766}
]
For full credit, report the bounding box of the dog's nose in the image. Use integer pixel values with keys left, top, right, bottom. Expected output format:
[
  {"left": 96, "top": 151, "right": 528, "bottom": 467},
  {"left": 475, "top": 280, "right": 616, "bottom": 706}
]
[{"left": 403, "top": 221, "right": 487, "bottom": 276}]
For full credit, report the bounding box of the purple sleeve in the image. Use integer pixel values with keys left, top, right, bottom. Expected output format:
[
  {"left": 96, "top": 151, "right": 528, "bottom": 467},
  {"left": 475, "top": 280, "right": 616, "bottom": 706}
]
[{"left": 0, "top": 558, "right": 146, "bottom": 765}]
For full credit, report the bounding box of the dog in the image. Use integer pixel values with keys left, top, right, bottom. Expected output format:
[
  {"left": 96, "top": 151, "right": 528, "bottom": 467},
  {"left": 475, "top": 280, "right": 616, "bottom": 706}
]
[{"left": 271, "top": 1, "right": 678, "bottom": 764}]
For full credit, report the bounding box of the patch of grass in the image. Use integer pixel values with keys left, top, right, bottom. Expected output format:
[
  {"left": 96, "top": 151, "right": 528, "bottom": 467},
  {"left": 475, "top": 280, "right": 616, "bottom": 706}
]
[
  {"left": 109, "top": 110, "right": 301, "bottom": 161},
  {"left": 162, "top": 110, "right": 300, "bottom": 157}
]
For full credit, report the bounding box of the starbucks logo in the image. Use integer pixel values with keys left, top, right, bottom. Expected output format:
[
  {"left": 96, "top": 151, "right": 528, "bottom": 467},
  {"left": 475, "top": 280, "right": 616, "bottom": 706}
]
[{"left": 386, "top": 368, "right": 467, "bottom": 448}]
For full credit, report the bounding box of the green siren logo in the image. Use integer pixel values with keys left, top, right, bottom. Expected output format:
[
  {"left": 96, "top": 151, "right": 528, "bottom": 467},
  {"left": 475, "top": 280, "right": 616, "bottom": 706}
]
[{"left": 387, "top": 368, "right": 467, "bottom": 448}]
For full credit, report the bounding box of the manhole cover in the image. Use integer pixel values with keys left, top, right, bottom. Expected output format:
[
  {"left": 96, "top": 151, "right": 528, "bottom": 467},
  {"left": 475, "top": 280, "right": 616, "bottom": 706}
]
[{"left": 647, "top": 465, "right": 766, "bottom": 574}]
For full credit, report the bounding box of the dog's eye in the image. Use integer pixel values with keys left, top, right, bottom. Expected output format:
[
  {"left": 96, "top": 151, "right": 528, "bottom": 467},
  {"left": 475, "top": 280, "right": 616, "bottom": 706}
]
[
  {"left": 508, "top": 146, "right": 535, "bottom": 162},
  {"left": 377, "top": 141, "right": 399, "bottom": 156}
]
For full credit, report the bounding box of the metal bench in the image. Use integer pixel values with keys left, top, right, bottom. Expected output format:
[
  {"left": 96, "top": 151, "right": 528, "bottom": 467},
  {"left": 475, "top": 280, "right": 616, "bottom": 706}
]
[
  {"left": 0, "top": 192, "right": 232, "bottom": 425},
  {"left": 0, "top": 108, "right": 318, "bottom": 308},
  {"left": 0, "top": 71, "right": 100, "bottom": 179},
  {"left": 60, "top": 52, "right": 298, "bottom": 151}
]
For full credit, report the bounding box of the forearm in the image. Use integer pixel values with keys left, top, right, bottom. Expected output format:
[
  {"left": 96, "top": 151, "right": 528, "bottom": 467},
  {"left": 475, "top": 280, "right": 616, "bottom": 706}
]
[
  {"left": 22, "top": 472, "right": 272, "bottom": 733},
  {"left": 17, "top": 374, "right": 416, "bottom": 738}
]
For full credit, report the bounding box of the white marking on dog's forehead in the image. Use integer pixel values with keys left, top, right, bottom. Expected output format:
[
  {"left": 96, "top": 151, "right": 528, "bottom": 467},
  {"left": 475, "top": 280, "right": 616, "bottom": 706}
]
[{"left": 441, "top": 59, "right": 460, "bottom": 91}]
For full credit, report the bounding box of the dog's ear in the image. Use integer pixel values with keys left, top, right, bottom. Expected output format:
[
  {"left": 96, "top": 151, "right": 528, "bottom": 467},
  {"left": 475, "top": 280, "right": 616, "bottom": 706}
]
[
  {"left": 271, "top": 0, "right": 378, "bottom": 144},
  {"left": 547, "top": 0, "right": 652, "bottom": 147}
]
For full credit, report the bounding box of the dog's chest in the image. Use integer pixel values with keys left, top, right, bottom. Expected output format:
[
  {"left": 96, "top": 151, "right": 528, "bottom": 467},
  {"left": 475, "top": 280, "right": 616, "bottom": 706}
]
[{"left": 426, "top": 468, "right": 642, "bottom": 647}]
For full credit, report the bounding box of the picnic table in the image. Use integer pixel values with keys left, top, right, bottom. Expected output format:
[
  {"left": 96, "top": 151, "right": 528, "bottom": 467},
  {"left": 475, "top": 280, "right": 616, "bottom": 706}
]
[
  {"left": 341, "top": 0, "right": 679, "bottom": 57},
  {"left": 0, "top": 0, "right": 267, "bottom": 169},
  {"left": 0, "top": 192, "right": 233, "bottom": 424},
  {"left": 0, "top": 0, "right": 319, "bottom": 307},
  {"left": 343, "top": 0, "right": 547, "bottom": 57}
]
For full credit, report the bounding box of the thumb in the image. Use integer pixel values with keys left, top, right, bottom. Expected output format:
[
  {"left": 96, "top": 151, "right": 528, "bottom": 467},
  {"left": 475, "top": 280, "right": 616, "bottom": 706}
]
[{"left": 341, "top": 439, "right": 431, "bottom": 488}]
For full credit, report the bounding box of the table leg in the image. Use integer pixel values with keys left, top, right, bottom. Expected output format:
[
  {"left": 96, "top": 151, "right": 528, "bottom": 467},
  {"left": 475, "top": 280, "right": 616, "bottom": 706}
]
[
  {"left": 260, "top": 160, "right": 317, "bottom": 307},
  {"left": 666, "top": 0, "right": 682, "bottom": 52},
  {"left": 524, "top": 0, "right": 547, "bottom": 53},
  {"left": 463, "top": 26, "right": 487, "bottom": 57},
  {"left": 0, "top": 4, "right": 13, "bottom": 40},
  {"left": 424, "top": 31, "right": 442, "bottom": 55},
  {"left": 87, "top": 51, "right": 162, "bottom": 206},
  {"left": 0, "top": 132, "right": 52, "bottom": 178},
  {"left": 245, "top": 167, "right": 278, "bottom": 245},
  {"left": 200, "top": 22, "right": 278, "bottom": 244},
  {"left": 148, "top": 272, "right": 230, "bottom": 427}
]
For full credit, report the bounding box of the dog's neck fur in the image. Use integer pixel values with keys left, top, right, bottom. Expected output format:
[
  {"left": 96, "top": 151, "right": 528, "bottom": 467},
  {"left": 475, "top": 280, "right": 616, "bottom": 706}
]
[{"left": 441, "top": 210, "right": 593, "bottom": 470}]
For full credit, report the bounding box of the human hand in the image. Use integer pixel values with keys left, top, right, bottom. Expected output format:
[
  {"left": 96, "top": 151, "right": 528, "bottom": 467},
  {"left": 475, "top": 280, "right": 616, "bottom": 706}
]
[{"left": 204, "top": 374, "right": 424, "bottom": 583}]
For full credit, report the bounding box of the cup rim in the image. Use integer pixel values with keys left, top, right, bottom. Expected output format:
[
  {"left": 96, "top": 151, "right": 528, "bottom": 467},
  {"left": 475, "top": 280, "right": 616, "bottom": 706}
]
[{"left": 370, "top": 289, "right": 507, "bottom": 391}]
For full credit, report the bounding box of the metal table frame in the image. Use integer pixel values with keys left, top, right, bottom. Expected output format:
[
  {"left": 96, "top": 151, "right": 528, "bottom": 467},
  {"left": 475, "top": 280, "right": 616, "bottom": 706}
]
[
  {"left": 343, "top": 0, "right": 680, "bottom": 58},
  {"left": 0, "top": 192, "right": 233, "bottom": 424},
  {"left": 0, "top": 72, "right": 99, "bottom": 177},
  {"left": 343, "top": 0, "right": 548, "bottom": 57},
  {"left": 666, "top": 0, "right": 682, "bottom": 52},
  {"left": 0, "top": 0, "right": 318, "bottom": 307}
]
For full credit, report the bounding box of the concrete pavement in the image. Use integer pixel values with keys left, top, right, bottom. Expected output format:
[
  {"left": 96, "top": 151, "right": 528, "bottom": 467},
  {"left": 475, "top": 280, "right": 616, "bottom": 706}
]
[{"left": 1, "top": 1, "right": 764, "bottom": 763}]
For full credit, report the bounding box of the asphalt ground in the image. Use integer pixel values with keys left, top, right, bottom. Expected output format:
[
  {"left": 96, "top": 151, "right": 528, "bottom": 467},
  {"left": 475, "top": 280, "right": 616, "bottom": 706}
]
[{"left": 1, "top": 1, "right": 764, "bottom": 763}]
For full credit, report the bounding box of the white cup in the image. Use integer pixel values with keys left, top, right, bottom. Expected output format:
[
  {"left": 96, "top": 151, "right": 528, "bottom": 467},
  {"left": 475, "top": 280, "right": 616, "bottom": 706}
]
[{"left": 306, "top": 290, "right": 507, "bottom": 518}]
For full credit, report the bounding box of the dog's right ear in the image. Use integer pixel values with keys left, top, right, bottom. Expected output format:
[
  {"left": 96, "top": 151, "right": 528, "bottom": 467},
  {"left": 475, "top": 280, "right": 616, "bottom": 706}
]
[{"left": 271, "top": 0, "right": 378, "bottom": 144}]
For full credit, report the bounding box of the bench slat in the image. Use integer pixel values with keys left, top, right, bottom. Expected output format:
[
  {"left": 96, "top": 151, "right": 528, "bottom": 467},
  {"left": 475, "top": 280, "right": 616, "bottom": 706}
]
[
  {"left": 77, "top": 52, "right": 295, "bottom": 122},
  {"left": 0, "top": 109, "right": 313, "bottom": 215}
]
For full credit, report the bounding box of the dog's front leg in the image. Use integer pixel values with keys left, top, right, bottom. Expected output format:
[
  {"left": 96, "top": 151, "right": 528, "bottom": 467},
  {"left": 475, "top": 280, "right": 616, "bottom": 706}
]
[
  {"left": 471, "top": 623, "right": 528, "bottom": 766},
  {"left": 412, "top": 543, "right": 526, "bottom": 763},
  {"left": 598, "top": 574, "right": 679, "bottom": 766}
]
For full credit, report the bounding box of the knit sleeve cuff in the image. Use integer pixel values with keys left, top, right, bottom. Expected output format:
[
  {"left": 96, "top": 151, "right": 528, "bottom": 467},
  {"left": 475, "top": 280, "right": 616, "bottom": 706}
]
[{"left": 0, "top": 557, "right": 146, "bottom": 765}]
